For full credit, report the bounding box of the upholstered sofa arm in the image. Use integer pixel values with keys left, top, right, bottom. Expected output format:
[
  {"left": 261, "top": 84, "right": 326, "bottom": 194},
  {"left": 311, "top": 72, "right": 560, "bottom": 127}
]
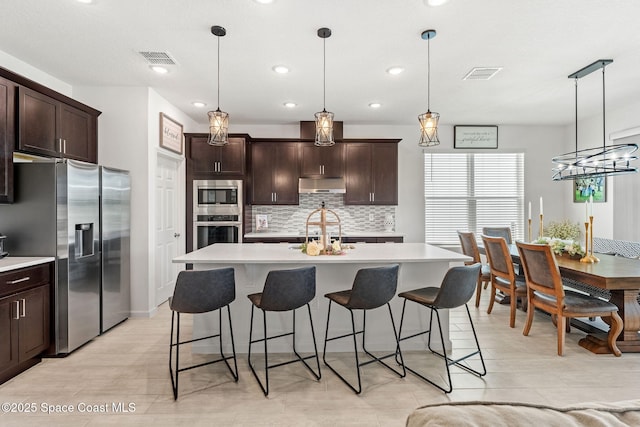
[{"left": 406, "top": 400, "right": 640, "bottom": 427}]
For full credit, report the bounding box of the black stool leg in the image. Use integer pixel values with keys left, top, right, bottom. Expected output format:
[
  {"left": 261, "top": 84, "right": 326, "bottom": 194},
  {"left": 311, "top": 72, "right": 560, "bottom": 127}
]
[
  {"left": 361, "top": 304, "right": 406, "bottom": 379},
  {"left": 248, "top": 305, "right": 270, "bottom": 396},
  {"left": 292, "top": 304, "right": 322, "bottom": 380},
  {"left": 169, "top": 311, "right": 181, "bottom": 400},
  {"left": 322, "top": 302, "right": 363, "bottom": 394},
  {"left": 220, "top": 305, "right": 238, "bottom": 381}
]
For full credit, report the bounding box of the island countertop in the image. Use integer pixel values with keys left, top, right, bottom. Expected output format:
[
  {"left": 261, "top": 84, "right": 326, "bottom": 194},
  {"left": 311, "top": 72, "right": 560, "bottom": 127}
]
[{"left": 173, "top": 242, "right": 470, "bottom": 265}]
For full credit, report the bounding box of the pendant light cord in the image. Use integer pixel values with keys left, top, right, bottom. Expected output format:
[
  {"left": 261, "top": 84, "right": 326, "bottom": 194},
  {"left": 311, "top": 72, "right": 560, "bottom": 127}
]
[
  {"left": 323, "top": 36, "right": 326, "bottom": 111},
  {"left": 602, "top": 65, "right": 606, "bottom": 154},
  {"left": 427, "top": 36, "right": 431, "bottom": 111},
  {"left": 574, "top": 77, "right": 578, "bottom": 160},
  {"left": 217, "top": 35, "right": 221, "bottom": 111}
]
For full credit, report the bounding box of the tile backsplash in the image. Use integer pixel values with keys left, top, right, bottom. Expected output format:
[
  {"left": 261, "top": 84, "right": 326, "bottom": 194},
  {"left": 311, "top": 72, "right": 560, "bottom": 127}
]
[{"left": 246, "top": 194, "right": 396, "bottom": 233}]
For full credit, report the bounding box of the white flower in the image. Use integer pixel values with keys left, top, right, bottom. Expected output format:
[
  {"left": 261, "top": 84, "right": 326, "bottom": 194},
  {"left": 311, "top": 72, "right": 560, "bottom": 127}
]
[
  {"left": 306, "top": 241, "right": 320, "bottom": 256},
  {"left": 332, "top": 240, "right": 342, "bottom": 253}
]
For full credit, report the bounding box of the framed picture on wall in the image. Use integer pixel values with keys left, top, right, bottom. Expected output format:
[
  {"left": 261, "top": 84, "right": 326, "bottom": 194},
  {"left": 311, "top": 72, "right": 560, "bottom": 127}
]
[
  {"left": 574, "top": 176, "right": 606, "bottom": 202},
  {"left": 159, "top": 112, "right": 184, "bottom": 155},
  {"left": 454, "top": 125, "right": 498, "bottom": 149}
]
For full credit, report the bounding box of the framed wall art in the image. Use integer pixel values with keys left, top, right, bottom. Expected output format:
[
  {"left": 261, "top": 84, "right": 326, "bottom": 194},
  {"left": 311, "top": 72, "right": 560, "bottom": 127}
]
[
  {"left": 454, "top": 125, "right": 498, "bottom": 149},
  {"left": 159, "top": 112, "right": 184, "bottom": 155},
  {"left": 574, "top": 176, "right": 606, "bottom": 203}
]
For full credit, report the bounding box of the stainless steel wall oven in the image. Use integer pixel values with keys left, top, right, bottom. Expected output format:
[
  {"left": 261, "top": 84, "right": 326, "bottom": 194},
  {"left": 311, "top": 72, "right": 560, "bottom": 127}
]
[{"left": 193, "top": 179, "right": 242, "bottom": 250}]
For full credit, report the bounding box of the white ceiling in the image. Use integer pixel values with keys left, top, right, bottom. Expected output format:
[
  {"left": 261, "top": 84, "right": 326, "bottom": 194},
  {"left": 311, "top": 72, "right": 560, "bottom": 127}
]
[{"left": 2, "top": 0, "right": 640, "bottom": 128}]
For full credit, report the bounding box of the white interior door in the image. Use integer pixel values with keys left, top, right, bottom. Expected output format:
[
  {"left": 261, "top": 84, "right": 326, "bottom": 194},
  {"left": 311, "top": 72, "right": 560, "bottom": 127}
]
[{"left": 155, "top": 154, "right": 181, "bottom": 305}]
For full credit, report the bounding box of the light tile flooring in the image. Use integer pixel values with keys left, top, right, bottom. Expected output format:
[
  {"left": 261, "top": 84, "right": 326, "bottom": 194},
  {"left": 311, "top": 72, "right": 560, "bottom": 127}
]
[{"left": 1, "top": 289, "right": 639, "bottom": 426}]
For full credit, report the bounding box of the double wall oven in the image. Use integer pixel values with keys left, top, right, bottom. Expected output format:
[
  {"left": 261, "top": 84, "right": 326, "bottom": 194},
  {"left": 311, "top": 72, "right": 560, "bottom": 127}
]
[{"left": 193, "top": 179, "right": 242, "bottom": 250}]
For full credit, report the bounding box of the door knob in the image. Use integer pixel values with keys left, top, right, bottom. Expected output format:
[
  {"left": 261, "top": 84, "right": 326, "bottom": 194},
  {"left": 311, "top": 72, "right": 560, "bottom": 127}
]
[{"left": 174, "top": 233, "right": 181, "bottom": 238}]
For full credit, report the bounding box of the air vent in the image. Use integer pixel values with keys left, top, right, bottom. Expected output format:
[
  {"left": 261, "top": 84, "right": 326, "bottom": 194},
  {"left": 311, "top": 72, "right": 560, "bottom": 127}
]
[
  {"left": 138, "top": 51, "right": 177, "bottom": 65},
  {"left": 463, "top": 67, "right": 502, "bottom": 81}
]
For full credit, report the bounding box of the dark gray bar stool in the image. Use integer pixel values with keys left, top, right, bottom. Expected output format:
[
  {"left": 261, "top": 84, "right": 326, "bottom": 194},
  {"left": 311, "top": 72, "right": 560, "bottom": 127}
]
[
  {"left": 322, "top": 264, "right": 405, "bottom": 394},
  {"left": 169, "top": 267, "right": 238, "bottom": 400},
  {"left": 398, "top": 263, "right": 486, "bottom": 393},
  {"left": 247, "top": 266, "right": 321, "bottom": 396}
]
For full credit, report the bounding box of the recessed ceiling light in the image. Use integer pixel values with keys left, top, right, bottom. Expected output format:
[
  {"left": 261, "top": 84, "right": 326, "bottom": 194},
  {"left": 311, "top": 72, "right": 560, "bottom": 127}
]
[
  {"left": 369, "top": 103, "right": 381, "bottom": 109},
  {"left": 150, "top": 65, "right": 168, "bottom": 74},
  {"left": 76, "top": 0, "right": 94, "bottom": 4},
  {"left": 424, "top": 0, "right": 449, "bottom": 6},
  {"left": 283, "top": 102, "right": 297, "bottom": 108},
  {"left": 254, "top": 0, "right": 274, "bottom": 4},
  {"left": 386, "top": 67, "right": 404, "bottom": 75},
  {"left": 273, "top": 65, "right": 289, "bottom": 74},
  {"left": 192, "top": 101, "right": 206, "bottom": 108}
]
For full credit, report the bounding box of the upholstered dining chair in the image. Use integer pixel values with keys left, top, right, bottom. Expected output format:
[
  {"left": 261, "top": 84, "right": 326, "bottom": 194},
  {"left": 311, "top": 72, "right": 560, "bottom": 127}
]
[
  {"left": 247, "top": 266, "right": 321, "bottom": 396},
  {"left": 482, "top": 235, "right": 528, "bottom": 328},
  {"left": 516, "top": 242, "right": 623, "bottom": 357},
  {"left": 457, "top": 231, "right": 491, "bottom": 307},
  {"left": 169, "top": 267, "right": 238, "bottom": 400},
  {"left": 397, "top": 263, "right": 486, "bottom": 393},
  {"left": 482, "top": 227, "right": 513, "bottom": 244}
]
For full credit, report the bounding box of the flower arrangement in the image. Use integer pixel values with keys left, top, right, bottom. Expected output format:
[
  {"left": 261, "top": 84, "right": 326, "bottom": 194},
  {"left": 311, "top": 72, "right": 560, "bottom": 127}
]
[
  {"left": 544, "top": 219, "right": 581, "bottom": 241},
  {"left": 300, "top": 240, "right": 353, "bottom": 256},
  {"left": 534, "top": 237, "right": 585, "bottom": 257}
]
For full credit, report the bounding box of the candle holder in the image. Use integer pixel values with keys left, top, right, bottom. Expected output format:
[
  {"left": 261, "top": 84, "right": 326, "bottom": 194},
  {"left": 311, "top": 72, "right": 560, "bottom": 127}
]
[
  {"left": 580, "top": 222, "right": 592, "bottom": 263},
  {"left": 539, "top": 214, "right": 544, "bottom": 239},
  {"left": 528, "top": 218, "right": 532, "bottom": 242},
  {"left": 587, "top": 215, "right": 600, "bottom": 263}
]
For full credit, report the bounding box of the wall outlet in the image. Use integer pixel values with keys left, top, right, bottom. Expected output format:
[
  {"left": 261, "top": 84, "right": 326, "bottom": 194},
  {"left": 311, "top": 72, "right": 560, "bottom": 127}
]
[{"left": 369, "top": 213, "right": 374, "bottom": 222}]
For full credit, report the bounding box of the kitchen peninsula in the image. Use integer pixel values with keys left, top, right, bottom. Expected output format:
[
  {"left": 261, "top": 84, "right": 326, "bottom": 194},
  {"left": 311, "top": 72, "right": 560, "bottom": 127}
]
[{"left": 173, "top": 243, "right": 471, "bottom": 353}]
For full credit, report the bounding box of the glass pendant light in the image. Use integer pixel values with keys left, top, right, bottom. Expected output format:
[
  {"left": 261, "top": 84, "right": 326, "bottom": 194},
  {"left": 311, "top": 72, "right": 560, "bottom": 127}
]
[
  {"left": 315, "top": 27, "right": 335, "bottom": 147},
  {"left": 208, "top": 25, "right": 229, "bottom": 146},
  {"left": 418, "top": 29, "right": 440, "bottom": 147}
]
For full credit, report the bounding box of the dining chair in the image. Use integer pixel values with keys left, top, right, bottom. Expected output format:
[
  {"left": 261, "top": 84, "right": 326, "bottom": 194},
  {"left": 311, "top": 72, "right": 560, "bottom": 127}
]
[
  {"left": 482, "top": 235, "right": 528, "bottom": 328},
  {"left": 457, "top": 231, "right": 491, "bottom": 307},
  {"left": 482, "top": 227, "right": 513, "bottom": 244},
  {"left": 516, "top": 242, "right": 623, "bottom": 356}
]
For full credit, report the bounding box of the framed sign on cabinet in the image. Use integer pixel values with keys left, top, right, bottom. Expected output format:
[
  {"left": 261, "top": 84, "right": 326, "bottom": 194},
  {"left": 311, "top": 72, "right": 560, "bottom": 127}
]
[
  {"left": 159, "top": 112, "right": 184, "bottom": 155},
  {"left": 454, "top": 125, "right": 498, "bottom": 149}
]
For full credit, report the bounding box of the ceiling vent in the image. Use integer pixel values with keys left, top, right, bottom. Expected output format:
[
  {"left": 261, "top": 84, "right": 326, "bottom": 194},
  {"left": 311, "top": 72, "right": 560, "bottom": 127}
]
[
  {"left": 138, "top": 51, "right": 178, "bottom": 65},
  {"left": 463, "top": 67, "right": 502, "bottom": 81}
]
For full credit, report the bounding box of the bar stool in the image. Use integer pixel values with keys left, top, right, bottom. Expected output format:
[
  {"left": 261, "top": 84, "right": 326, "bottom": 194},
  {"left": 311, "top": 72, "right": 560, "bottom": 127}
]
[
  {"left": 457, "top": 231, "right": 491, "bottom": 306},
  {"left": 169, "top": 267, "right": 238, "bottom": 400},
  {"left": 398, "top": 263, "right": 486, "bottom": 393},
  {"left": 322, "top": 264, "right": 405, "bottom": 394},
  {"left": 247, "top": 266, "right": 321, "bottom": 396}
]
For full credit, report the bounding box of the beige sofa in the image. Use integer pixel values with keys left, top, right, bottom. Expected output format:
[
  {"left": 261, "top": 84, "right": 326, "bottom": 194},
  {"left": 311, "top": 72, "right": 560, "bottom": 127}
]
[{"left": 406, "top": 400, "right": 640, "bottom": 427}]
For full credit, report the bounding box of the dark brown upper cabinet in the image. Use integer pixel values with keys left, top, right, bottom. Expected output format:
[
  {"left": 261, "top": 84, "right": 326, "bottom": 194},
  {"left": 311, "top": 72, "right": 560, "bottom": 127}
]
[
  {"left": 344, "top": 140, "right": 399, "bottom": 205},
  {"left": 250, "top": 141, "right": 299, "bottom": 205},
  {"left": 0, "top": 77, "right": 15, "bottom": 203},
  {"left": 299, "top": 142, "right": 344, "bottom": 178},
  {"left": 187, "top": 134, "right": 246, "bottom": 178}
]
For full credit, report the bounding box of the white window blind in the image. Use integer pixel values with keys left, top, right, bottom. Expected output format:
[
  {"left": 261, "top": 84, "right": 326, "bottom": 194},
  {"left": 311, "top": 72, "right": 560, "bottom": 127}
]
[{"left": 424, "top": 152, "right": 525, "bottom": 245}]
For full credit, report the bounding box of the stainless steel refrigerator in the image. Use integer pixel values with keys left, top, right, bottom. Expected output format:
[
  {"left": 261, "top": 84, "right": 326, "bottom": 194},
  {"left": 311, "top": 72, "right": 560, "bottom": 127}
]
[
  {"left": 0, "top": 160, "right": 100, "bottom": 354},
  {"left": 100, "top": 166, "right": 131, "bottom": 333}
]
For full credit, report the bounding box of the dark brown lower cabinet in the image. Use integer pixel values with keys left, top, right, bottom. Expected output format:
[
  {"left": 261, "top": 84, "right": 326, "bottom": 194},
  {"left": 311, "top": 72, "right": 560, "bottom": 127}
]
[{"left": 0, "top": 263, "right": 51, "bottom": 384}]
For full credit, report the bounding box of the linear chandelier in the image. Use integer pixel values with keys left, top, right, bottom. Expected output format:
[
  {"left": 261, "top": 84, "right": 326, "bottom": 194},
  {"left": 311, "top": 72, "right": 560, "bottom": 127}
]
[
  {"left": 552, "top": 59, "right": 638, "bottom": 180},
  {"left": 207, "top": 25, "right": 229, "bottom": 146}
]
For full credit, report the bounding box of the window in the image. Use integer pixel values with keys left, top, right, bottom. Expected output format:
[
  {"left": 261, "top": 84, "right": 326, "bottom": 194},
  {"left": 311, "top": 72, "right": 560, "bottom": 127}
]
[{"left": 424, "top": 152, "right": 524, "bottom": 245}]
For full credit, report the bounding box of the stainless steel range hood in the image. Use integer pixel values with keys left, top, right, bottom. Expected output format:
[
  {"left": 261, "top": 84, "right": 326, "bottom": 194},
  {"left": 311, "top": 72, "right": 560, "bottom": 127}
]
[{"left": 298, "top": 177, "right": 346, "bottom": 194}]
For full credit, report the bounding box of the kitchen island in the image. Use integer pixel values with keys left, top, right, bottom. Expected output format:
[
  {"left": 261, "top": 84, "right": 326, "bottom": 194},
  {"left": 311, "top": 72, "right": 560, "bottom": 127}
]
[{"left": 173, "top": 243, "right": 471, "bottom": 353}]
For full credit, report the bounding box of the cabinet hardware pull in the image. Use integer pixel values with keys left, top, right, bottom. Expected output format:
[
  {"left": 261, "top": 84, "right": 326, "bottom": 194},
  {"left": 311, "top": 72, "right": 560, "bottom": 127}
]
[
  {"left": 63, "top": 139, "right": 67, "bottom": 153},
  {"left": 372, "top": 193, "right": 375, "bottom": 202},
  {"left": 7, "top": 276, "right": 30, "bottom": 285},
  {"left": 20, "top": 298, "right": 26, "bottom": 318},
  {"left": 58, "top": 138, "right": 63, "bottom": 153},
  {"left": 14, "top": 301, "right": 20, "bottom": 320}
]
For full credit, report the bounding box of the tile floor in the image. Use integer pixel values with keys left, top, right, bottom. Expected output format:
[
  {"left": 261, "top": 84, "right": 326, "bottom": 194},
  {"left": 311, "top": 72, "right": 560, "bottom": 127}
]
[{"left": 1, "top": 288, "right": 639, "bottom": 426}]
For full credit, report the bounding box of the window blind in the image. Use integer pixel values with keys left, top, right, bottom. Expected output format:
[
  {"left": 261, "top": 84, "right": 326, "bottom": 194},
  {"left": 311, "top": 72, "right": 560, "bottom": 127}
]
[{"left": 424, "top": 152, "right": 525, "bottom": 245}]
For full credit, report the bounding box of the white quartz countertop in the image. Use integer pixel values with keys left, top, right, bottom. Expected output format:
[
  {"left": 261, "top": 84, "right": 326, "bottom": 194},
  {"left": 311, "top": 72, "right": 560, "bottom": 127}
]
[
  {"left": 244, "top": 231, "right": 404, "bottom": 238},
  {"left": 173, "top": 242, "right": 470, "bottom": 264},
  {"left": 0, "top": 256, "right": 55, "bottom": 273}
]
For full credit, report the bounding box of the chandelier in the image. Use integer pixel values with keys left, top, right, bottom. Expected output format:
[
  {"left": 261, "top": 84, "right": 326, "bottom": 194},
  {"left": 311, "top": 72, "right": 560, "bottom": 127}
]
[
  {"left": 418, "top": 29, "right": 440, "bottom": 147},
  {"left": 314, "top": 27, "right": 335, "bottom": 147},
  {"left": 207, "top": 25, "right": 229, "bottom": 146},
  {"left": 552, "top": 59, "right": 637, "bottom": 180}
]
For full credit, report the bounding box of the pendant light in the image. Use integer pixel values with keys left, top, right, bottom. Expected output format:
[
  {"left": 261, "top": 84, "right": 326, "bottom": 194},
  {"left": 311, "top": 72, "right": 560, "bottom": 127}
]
[
  {"left": 418, "top": 29, "right": 440, "bottom": 147},
  {"left": 207, "top": 25, "right": 229, "bottom": 146},
  {"left": 314, "top": 27, "right": 335, "bottom": 147},
  {"left": 552, "top": 59, "right": 638, "bottom": 180}
]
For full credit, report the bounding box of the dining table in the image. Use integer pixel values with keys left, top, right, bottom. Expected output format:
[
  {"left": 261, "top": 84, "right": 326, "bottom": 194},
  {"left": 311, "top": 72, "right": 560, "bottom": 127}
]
[{"left": 480, "top": 243, "right": 640, "bottom": 354}]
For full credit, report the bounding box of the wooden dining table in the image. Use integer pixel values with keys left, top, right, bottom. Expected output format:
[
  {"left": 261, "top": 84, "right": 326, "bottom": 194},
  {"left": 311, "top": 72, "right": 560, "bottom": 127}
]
[{"left": 480, "top": 243, "right": 640, "bottom": 354}]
